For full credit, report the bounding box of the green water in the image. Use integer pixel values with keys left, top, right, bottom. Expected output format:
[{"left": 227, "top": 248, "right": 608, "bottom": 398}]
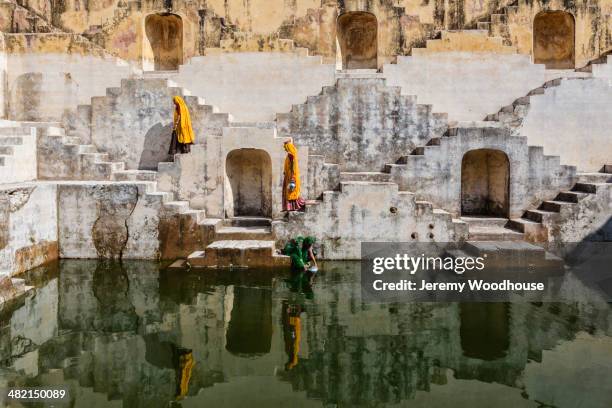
[{"left": 1, "top": 260, "right": 611, "bottom": 407}]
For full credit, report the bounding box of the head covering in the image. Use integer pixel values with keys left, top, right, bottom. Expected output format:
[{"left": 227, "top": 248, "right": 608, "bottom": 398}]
[
  {"left": 173, "top": 96, "right": 195, "bottom": 144},
  {"left": 283, "top": 141, "right": 301, "bottom": 201},
  {"left": 303, "top": 236, "right": 315, "bottom": 246}
]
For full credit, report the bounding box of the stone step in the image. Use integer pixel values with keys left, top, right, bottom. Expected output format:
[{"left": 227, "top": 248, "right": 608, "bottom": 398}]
[
  {"left": 555, "top": 191, "right": 589, "bottom": 203},
  {"left": 0, "top": 127, "right": 31, "bottom": 136},
  {"left": 572, "top": 183, "right": 598, "bottom": 194},
  {"left": 0, "top": 136, "right": 23, "bottom": 146},
  {"left": 460, "top": 216, "right": 510, "bottom": 228},
  {"left": 222, "top": 217, "right": 271, "bottom": 228},
  {"left": 540, "top": 200, "right": 568, "bottom": 213},
  {"left": 576, "top": 172, "right": 612, "bottom": 184},
  {"left": 524, "top": 209, "right": 557, "bottom": 223},
  {"left": 462, "top": 241, "right": 563, "bottom": 269},
  {"left": 0, "top": 146, "right": 15, "bottom": 155},
  {"left": 467, "top": 225, "right": 525, "bottom": 241},
  {"left": 112, "top": 170, "right": 158, "bottom": 182},
  {"left": 164, "top": 201, "right": 191, "bottom": 214},
  {"left": 215, "top": 226, "right": 273, "bottom": 240},
  {"left": 339, "top": 181, "right": 397, "bottom": 193},
  {"left": 187, "top": 240, "right": 290, "bottom": 269},
  {"left": 339, "top": 172, "right": 392, "bottom": 183}
]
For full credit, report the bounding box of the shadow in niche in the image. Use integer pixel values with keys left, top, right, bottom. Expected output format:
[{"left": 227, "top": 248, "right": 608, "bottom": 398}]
[
  {"left": 460, "top": 303, "right": 510, "bottom": 361},
  {"left": 225, "top": 286, "right": 273, "bottom": 356},
  {"left": 139, "top": 123, "right": 173, "bottom": 170}
]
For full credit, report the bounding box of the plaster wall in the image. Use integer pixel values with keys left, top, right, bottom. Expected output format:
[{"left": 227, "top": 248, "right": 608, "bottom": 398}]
[
  {"left": 0, "top": 183, "right": 58, "bottom": 276},
  {"left": 171, "top": 53, "right": 336, "bottom": 122},
  {"left": 383, "top": 52, "right": 547, "bottom": 122},
  {"left": 57, "top": 182, "right": 161, "bottom": 260},
  {"left": 518, "top": 78, "right": 612, "bottom": 172},
  {"left": 4, "top": 34, "right": 136, "bottom": 122}
]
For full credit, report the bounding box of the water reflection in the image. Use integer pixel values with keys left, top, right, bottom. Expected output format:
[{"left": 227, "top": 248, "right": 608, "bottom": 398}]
[{"left": 0, "top": 260, "right": 611, "bottom": 407}]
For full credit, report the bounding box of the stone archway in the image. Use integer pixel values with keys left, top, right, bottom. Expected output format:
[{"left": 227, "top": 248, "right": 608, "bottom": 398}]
[
  {"left": 225, "top": 148, "right": 272, "bottom": 218},
  {"left": 461, "top": 149, "right": 510, "bottom": 217},
  {"left": 337, "top": 11, "right": 378, "bottom": 69},
  {"left": 145, "top": 13, "right": 183, "bottom": 70},
  {"left": 533, "top": 11, "right": 575, "bottom": 69}
]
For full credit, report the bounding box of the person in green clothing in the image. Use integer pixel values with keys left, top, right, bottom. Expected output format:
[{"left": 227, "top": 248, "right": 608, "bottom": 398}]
[{"left": 283, "top": 236, "right": 318, "bottom": 288}]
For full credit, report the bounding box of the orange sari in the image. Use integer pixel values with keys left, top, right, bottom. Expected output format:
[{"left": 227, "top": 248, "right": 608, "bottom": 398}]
[{"left": 283, "top": 142, "right": 305, "bottom": 211}]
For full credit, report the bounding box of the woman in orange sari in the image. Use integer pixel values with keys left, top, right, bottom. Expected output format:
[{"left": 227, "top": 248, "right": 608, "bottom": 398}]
[
  {"left": 283, "top": 139, "right": 305, "bottom": 211},
  {"left": 168, "top": 96, "right": 195, "bottom": 158}
]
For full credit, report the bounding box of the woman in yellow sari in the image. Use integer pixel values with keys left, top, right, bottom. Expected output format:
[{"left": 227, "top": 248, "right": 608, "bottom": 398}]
[
  {"left": 168, "top": 96, "right": 195, "bottom": 158},
  {"left": 283, "top": 139, "right": 305, "bottom": 211}
]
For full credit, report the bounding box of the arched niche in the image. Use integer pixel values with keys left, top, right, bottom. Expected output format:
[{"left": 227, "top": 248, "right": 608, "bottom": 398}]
[
  {"left": 145, "top": 13, "right": 184, "bottom": 70},
  {"left": 533, "top": 11, "right": 575, "bottom": 69},
  {"left": 337, "top": 12, "right": 378, "bottom": 69},
  {"left": 225, "top": 148, "right": 273, "bottom": 218},
  {"left": 461, "top": 149, "right": 510, "bottom": 217}
]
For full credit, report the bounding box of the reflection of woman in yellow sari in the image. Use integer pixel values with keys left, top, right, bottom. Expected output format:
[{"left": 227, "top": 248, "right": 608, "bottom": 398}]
[
  {"left": 168, "top": 96, "right": 195, "bottom": 158},
  {"left": 282, "top": 301, "right": 302, "bottom": 370},
  {"left": 283, "top": 139, "right": 305, "bottom": 211}
]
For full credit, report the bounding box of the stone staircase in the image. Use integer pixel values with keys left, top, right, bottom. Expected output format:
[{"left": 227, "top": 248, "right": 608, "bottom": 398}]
[
  {"left": 473, "top": 2, "right": 518, "bottom": 46},
  {"left": 176, "top": 216, "right": 291, "bottom": 269},
  {"left": 0, "top": 125, "right": 36, "bottom": 183},
  {"left": 0, "top": 274, "right": 33, "bottom": 305},
  {"left": 483, "top": 77, "right": 593, "bottom": 133},
  {"left": 507, "top": 167, "right": 612, "bottom": 242},
  {"left": 384, "top": 122, "right": 575, "bottom": 216}
]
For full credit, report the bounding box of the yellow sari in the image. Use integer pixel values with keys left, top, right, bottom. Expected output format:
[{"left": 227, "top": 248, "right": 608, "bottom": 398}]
[
  {"left": 173, "top": 96, "right": 194, "bottom": 144},
  {"left": 283, "top": 142, "right": 305, "bottom": 211}
]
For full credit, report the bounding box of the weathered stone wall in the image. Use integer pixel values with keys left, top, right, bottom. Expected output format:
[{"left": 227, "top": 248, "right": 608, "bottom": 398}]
[
  {"left": 4, "top": 34, "right": 137, "bottom": 122},
  {"left": 89, "top": 78, "right": 230, "bottom": 170},
  {"left": 8, "top": 0, "right": 610, "bottom": 69},
  {"left": 518, "top": 77, "right": 612, "bottom": 172},
  {"left": 171, "top": 52, "right": 336, "bottom": 122},
  {"left": 273, "top": 182, "right": 465, "bottom": 259},
  {"left": 277, "top": 77, "right": 448, "bottom": 172},
  {"left": 0, "top": 183, "right": 58, "bottom": 276},
  {"left": 57, "top": 182, "right": 161, "bottom": 260}
]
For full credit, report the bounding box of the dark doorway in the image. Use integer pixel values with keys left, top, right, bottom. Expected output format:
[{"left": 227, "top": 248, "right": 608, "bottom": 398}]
[{"left": 461, "top": 149, "right": 510, "bottom": 217}]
